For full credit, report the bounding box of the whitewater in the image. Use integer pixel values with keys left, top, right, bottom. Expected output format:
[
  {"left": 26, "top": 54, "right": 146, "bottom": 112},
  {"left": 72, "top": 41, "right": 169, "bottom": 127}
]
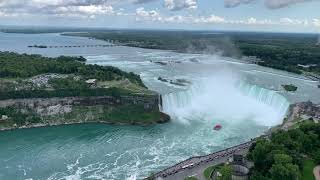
[{"left": 162, "top": 74, "right": 289, "bottom": 127}]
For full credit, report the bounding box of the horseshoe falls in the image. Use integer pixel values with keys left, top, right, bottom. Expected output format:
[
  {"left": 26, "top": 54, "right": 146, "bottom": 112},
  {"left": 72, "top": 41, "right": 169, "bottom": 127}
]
[{"left": 162, "top": 75, "right": 289, "bottom": 127}]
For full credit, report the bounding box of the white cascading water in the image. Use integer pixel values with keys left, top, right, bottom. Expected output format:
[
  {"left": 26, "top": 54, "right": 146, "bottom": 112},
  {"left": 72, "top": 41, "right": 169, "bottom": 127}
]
[{"left": 161, "top": 73, "right": 290, "bottom": 127}]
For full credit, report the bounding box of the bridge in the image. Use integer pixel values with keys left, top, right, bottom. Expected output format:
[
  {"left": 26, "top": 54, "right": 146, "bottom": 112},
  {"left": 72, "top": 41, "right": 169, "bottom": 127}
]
[{"left": 28, "top": 44, "right": 118, "bottom": 49}]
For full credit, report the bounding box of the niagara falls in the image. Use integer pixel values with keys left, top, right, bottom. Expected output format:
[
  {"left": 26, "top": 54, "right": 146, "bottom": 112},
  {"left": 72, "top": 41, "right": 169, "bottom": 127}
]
[{"left": 0, "top": 31, "right": 319, "bottom": 180}]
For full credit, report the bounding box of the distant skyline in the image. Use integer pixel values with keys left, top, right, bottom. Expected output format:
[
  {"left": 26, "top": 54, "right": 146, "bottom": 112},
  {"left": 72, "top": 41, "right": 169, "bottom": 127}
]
[{"left": 0, "top": 0, "right": 320, "bottom": 33}]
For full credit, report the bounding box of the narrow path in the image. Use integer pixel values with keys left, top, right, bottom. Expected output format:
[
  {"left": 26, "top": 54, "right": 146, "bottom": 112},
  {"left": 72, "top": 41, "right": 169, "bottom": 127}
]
[{"left": 314, "top": 166, "right": 320, "bottom": 180}]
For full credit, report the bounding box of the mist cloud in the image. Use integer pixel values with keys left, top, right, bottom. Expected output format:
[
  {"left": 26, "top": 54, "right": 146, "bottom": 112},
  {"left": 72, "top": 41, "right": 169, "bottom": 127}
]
[{"left": 164, "top": 0, "right": 197, "bottom": 11}]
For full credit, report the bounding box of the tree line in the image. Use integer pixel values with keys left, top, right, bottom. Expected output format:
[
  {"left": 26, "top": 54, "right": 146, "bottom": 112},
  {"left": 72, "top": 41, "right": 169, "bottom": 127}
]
[
  {"left": 0, "top": 88, "right": 131, "bottom": 100},
  {"left": 248, "top": 122, "right": 320, "bottom": 180},
  {"left": 0, "top": 51, "right": 145, "bottom": 87}
]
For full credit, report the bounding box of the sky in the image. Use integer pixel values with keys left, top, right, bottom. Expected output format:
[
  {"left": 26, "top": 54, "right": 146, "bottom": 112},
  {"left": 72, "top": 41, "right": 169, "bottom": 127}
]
[{"left": 0, "top": 0, "right": 320, "bottom": 32}]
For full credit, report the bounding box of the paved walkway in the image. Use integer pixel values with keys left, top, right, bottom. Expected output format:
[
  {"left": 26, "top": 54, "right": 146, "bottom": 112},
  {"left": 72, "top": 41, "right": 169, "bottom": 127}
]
[
  {"left": 314, "top": 166, "right": 320, "bottom": 180},
  {"left": 152, "top": 141, "right": 253, "bottom": 180}
]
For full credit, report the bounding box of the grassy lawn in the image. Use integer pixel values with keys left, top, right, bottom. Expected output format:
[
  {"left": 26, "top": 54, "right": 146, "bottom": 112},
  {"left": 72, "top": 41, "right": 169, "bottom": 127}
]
[
  {"left": 184, "top": 176, "right": 198, "bottom": 180},
  {"left": 301, "top": 159, "right": 316, "bottom": 180},
  {"left": 293, "top": 120, "right": 315, "bottom": 129},
  {"left": 98, "top": 79, "right": 152, "bottom": 94},
  {"left": 203, "top": 165, "right": 223, "bottom": 180}
]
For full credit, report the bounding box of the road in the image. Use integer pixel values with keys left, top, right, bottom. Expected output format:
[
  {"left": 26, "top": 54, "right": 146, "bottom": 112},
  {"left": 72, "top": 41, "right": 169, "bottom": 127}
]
[{"left": 152, "top": 141, "right": 253, "bottom": 180}]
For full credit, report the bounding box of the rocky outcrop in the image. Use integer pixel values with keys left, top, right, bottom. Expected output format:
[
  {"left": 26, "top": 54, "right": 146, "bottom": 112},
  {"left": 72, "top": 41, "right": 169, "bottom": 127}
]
[
  {"left": 287, "top": 101, "right": 320, "bottom": 121},
  {"left": 282, "top": 101, "right": 320, "bottom": 130}
]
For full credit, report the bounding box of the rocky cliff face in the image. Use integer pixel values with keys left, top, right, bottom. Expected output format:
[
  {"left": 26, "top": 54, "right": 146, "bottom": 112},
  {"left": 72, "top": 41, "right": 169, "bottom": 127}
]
[
  {"left": 0, "top": 95, "right": 170, "bottom": 131},
  {"left": 0, "top": 96, "right": 159, "bottom": 113}
]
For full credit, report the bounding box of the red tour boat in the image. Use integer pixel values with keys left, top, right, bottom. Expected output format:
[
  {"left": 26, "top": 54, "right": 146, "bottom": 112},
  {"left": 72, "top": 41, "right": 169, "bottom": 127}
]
[{"left": 214, "top": 124, "right": 222, "bottom": 131}]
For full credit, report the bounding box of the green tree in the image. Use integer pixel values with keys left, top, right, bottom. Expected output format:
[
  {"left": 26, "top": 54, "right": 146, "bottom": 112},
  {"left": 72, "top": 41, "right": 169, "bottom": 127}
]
[
  {"left": 218, "top": 165, "right": 232, "bottom": 180},
  {"left": 249, "top": 171, "right": 270, "bottom": 180},
  {"left": 312, "top": 150, "right": 320, "bottom": 164},
  {"left": 248, "top": 139, "right": 273, "bottom": 174},
  {"left": 269, "top": 154, "right": 300, "bottom": 180}
]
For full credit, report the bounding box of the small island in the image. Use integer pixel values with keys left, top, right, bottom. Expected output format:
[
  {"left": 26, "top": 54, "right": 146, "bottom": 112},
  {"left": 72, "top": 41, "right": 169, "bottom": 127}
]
[
  {"left": 0, "top": 52, "right": 170, "bottom": 131},
  {"left": 158, "top": 77, "right": 190, "bottom": 86},
  {"left": 282, "top": 84, "right": 298, "bottom": 92}
]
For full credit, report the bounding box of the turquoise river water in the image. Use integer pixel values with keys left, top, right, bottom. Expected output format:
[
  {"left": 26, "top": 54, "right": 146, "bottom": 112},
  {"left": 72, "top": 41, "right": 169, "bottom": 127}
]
[{"left": 0, "top": 32, "right": 319, "bottom": 180}]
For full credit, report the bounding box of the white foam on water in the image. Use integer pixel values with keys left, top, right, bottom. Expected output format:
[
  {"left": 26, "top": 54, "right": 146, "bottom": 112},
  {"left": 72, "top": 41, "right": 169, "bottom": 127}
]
[{"left": 162, "top": 71, "right": 289, "bottom": 127}]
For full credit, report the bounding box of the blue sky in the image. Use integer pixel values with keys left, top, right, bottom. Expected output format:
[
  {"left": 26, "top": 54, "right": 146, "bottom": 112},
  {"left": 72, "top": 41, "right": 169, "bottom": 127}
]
[{"left": 0, "top": 0, "right": 319, "bottom": 32}]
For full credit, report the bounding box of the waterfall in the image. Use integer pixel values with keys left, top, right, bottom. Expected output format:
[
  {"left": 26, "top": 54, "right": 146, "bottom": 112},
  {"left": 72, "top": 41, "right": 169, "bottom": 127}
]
[
  {"left": 238, "top": 83, "right": 289, "bottom": 119},
  {"left": 161, "top": 76, "right": 290, "bottom": 127}
]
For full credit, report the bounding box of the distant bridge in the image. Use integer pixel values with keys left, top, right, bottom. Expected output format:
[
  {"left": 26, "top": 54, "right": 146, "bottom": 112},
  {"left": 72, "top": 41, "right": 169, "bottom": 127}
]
[{"left": 28, "top": 44, "right": 118, "bottom": 49}]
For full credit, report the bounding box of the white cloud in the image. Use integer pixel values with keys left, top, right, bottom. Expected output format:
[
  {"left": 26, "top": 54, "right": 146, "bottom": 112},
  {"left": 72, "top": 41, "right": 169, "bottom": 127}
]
[
  {"left": 0, "top": 0, "right": 318, "bottom": 31},
  {"left": 135, "top": 7, "right": 162, "bottom": 21},
  {"left": 55, "top": 5, "right": 114, "bottom": 15},
  {"left": 247, "top": 17, "right": 257, "bottom": 24},
  {"left": 0, "top": 0, "right": 123, "bottom": 18},
  {"left": 224, "top": 0, "right": 255, "bottom": 8},
  {"left": 225, "top": 0, "right": 317, "bottom": 9},
  {"left": 313, "top": 18, "right": 320, "bottom": 27},
  {"left": 136, "top": 7, "right": 159, "bottom": 17},
  {"left": 134, "top": 10, "right": 317, "bottom": 29},
  {"left": 136, "top": 7, "right": 194, "bottom": 23},
  {"left": 265, "top": 0, "right": 313, "bottom": 9},
  {"left": 280, "top": 17, "right": 300, "bottom": 25},
  {"left": 164, "top": 0, "right": 197, "bottom": 11},
  {"left": 133, "top": 0, "right": 158, "bottom": 4},
  {"left": 194, "top": 15, "right": 226, "bottom": 23}
]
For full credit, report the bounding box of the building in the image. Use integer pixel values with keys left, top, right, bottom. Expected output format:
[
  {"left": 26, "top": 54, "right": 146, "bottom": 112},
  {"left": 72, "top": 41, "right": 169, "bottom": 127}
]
[
  {"left": 85, "top": 79, "right": 97, "bottom": 86},
  {"left": 211, "top": 154, "right": 252, "bottom": 180},
  {"left": 0, "top": 115, "right": 9, "bottom": 121}
]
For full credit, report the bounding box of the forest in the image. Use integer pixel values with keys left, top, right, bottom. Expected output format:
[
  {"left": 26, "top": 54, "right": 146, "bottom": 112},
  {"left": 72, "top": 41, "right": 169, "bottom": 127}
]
[
  {"left": 248, "top": 122, "right": 320, "bottom": 180},
  {"left": 0, "top": 51, "right": 145, "bottom": 87}
]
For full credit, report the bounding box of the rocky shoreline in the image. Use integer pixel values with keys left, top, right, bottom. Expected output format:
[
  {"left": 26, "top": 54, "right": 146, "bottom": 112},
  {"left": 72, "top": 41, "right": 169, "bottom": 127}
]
[{"left": 0, "top": 112, "right": 170, "bottom": 132}]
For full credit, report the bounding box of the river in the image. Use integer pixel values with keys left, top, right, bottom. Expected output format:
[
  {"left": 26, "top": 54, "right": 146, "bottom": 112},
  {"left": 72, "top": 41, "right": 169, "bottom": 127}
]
[{"left": 0, "top": 32, "right": 319, "bottom": 180}]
